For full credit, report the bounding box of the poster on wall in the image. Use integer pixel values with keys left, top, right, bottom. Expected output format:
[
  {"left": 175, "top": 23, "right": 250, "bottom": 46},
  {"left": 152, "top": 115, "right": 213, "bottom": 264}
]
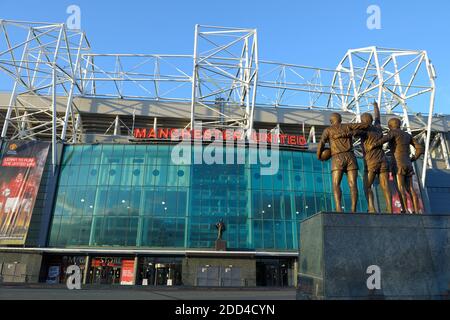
[
  {"left": 0, "top": 140, "right": 50, "bottom": 245},
  {"left": 46, "top": 265, "right": 61, "bottom": 284},
  {"left": 120, "top": 259, "right": 135, "bottom": 285}
]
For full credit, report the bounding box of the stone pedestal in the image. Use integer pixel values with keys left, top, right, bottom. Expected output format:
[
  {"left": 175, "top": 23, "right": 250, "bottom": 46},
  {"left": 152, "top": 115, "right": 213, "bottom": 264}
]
[
  {"left": 297, "top": 212, "right": 450, "bottom": 300},
  {"left": 215, "top": 240, "right": 227, "bottom": 251}
]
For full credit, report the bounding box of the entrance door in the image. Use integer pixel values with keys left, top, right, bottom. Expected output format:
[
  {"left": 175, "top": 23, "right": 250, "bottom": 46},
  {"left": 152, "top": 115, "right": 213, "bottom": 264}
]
[
  {"left": 265, "top": 264, "right": 279, "bottom": 287},
  {"left": 91, "top": 266, "right": 121, "bottom": 284},
  {"left": 196, "top": 266, "right": 220, "bottom": 286},
  {"left": 220, "top": 267, "right": 241, "bottom": 287},
  {"left": 89, "top": 257, "right": 122, "bottom": 284},
  {"left": 256, "top": 260, "right": 290, "bottom": 287},
  {"left": 155, "top": 265, "right": 169, "bottom": 285}
]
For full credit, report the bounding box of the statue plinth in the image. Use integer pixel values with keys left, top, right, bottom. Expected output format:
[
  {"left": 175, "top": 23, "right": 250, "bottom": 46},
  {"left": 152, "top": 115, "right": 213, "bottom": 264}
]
[
  {"left": 215, "top": 240, "right": 227, "bottom": 251},
  {"left": 297, "top": 212, "right": 450, "bottom": 300}
]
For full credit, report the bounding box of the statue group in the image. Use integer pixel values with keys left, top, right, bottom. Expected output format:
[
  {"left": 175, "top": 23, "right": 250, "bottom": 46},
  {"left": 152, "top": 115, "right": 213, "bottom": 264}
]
[{"left": 317, "top": 102, "right": 424, "bottom": 214}]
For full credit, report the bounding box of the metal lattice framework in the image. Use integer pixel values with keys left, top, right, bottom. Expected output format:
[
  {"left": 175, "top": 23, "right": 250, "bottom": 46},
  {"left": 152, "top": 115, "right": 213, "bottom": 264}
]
[
  {"left": 0, "top": 21, "right": 440, "bottom": 186},
  {"left": 0, "top": 19, "right": 90, "bottom": 168},
  {"left": 190, "top": 25, "right": 258, "bottom": 133}
]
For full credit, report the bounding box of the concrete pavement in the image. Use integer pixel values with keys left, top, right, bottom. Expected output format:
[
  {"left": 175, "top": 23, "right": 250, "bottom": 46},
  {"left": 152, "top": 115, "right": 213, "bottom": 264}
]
[{"left": 0, "top": 285, "right": 296, "bottom": 300}]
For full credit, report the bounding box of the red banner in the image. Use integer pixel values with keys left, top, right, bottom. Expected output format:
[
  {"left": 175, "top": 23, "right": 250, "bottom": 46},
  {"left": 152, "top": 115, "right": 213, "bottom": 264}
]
[
  {"left": 120, "top": 259, "right": 135, "bottom": 285},
  {"left": 0, "top": 141, "right": 50, "bottom": 245},
  {"left": 389, "top": 172, "right": 424, "bottom": 214}
]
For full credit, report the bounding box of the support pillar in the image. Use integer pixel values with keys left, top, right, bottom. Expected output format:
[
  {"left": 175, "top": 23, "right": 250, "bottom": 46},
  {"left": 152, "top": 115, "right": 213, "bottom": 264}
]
[
  {"left": 82, "top": 255, "right": 90, "bottom": 285},
  {"left": 133, "top": 256, "right": 139, "bottom": 285}
]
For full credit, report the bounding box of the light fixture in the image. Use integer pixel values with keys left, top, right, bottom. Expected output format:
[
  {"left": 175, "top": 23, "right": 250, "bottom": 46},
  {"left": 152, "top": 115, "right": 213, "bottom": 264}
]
[{"left": 80, "top": 199, "right": 85, "bottom": 203}]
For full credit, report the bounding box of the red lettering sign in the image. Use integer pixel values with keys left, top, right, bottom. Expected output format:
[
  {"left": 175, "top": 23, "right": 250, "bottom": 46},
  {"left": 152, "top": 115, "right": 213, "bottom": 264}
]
[
  {"left": 132, "top": 127, "right": 308, "bottom": 148},
  {"left": 2, "top": 157, "right": 36, "bottom": 168}
]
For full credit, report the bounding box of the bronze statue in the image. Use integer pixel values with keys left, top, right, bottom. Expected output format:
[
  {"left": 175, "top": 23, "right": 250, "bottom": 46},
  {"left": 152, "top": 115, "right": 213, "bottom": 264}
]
[
  {"left": 368, "top": 118, "right": 424, "bottom": 214},
  {"left": 317, "top": 113, "right": 370, "bottom": 212},
  {"left": 334, "top": 102, "right": 392, "bottom": 213},
  {"left": 215, "top": 219, "right": 226, "bottom": 240}
]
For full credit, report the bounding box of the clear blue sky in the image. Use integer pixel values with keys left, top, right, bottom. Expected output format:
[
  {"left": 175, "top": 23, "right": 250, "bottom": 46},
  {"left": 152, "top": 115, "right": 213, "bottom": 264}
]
[{"left": 1, "top": 0, "right": 449, "bottom": 114}]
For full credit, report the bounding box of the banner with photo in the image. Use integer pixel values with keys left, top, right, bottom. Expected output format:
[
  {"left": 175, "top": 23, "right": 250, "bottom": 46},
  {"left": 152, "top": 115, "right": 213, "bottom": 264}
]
[
  {"left": 389, "top": 172, "right": 424, "bottom": 214},
  {"left": 0, "top": 140, "right": 50, "bottom": 245}
]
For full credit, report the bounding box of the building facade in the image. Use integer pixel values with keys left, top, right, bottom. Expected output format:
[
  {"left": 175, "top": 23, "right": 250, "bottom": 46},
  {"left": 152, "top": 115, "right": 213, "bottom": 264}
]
[
  {"left": 0, "top": 21, "right": 449, "bottom": 288},
  {"left": 42, "top": 142, "right": 369, "bottom": 286}
]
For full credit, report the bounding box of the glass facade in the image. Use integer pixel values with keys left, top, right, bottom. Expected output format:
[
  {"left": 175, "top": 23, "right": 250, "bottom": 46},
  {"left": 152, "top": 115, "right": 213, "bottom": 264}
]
[{"left": 48, "top": 144, "right": 367, "bottom": 250}]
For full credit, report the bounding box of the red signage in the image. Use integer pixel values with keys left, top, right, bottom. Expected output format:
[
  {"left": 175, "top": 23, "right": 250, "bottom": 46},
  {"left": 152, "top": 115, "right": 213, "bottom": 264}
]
[
  {"left": 2, "top": 157, "right": 36, "bottom": 168},
  {"left": 133, "top": 128, "right": 308, "bottom": 147},
  {"left": 120, "top": 259, "right": 135, "bottom": 285},
  {"left": 91, "top": 257, "right": 122, "bottom": 267},
  {"left": 0, "top": 141, "right": 50, "bottom": 245}
]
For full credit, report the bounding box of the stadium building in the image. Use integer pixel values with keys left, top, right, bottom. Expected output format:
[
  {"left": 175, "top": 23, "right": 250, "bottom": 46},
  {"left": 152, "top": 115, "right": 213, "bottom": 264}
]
[{"left": 0, "top": 21, "right": 449, "bottom": 287}]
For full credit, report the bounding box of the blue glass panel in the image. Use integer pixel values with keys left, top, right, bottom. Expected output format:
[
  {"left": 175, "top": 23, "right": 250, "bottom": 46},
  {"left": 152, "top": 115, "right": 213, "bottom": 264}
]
[
  {"left": 156, "top": 145, "right": 170, "bottom": 165},
  {"left": 312, "top": 156, "right": 322, "bottom": 172},
  {"left": 273, "top": 191, "right": 282, "bottom": 219},
  {"left": 166, "top": 165, "right": 178, "bottom": 186},
  {"left": 253, "top": 220, "right": 263, "bottom": 249},
  {"left": 48, "top": 216, "right": 61, "bottom": 246},
  {"left": 90, "top": 144, "right": 103, "bottom": 165},
  {"left": 274, "top": 220, "right": 286, "bottom": 249},
  {"left": 284, "top": 193, "right": 293, "bottom": 220},
  {"left": 61, "top": 146, "right": 74, "bottom": 166},
  {"left": 121, "top": 165, "right": 134, "bottom": 186},
  {"left": 261, "top": 172, "right": 273, "bottom": 190},
  {"left": 80, "top": 145, "right": 92, "bottom": 165},
  {"left": 53, "top": 187, "right": 66, "bottom": 216},
  {"left": 108, "top": 163, "right": 123, "bottom": 185},
  {"left": 49, "top": 144, "right": 381, "bottom": 251},
  {"left": 142, "top": 187, "right": 155, "bottom": 216},
  {"left": 128, "top": 188, "right": 141, "bottom": 216},
  {"left": 285, "top": 220, "right": 294, "bottom": 250},
  {"left": 176, "top": 188, "right": 188, "bottom": 217},
  {"left": 305, "top": 194, "right": 316, "bottom": 217},
  {"left": 304, "top": 172, "right": 315, "bottom": 193},
  {"left": 293, "top": 172, "right": 303, "bottom": 191},
  {"left": 263, "top": 220, "right": 274, "bottom": 249},
  {"left": 94, "top": 188, "right": 108, "bottom": 216},
  {"left": 302, "top": 153, "right": 313, "bottom": 172},
  {"left": 131, "top": 165, "right": 144, "bottom": 186},
  {"left": 86, "top": 165, "right": 99, "bottom": 186},
  {"left": 76, "top": 165, "right": 90, "bottom": 186},
  {"left": 292, "top": 151, "right": 303, "bottom": 170}
]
